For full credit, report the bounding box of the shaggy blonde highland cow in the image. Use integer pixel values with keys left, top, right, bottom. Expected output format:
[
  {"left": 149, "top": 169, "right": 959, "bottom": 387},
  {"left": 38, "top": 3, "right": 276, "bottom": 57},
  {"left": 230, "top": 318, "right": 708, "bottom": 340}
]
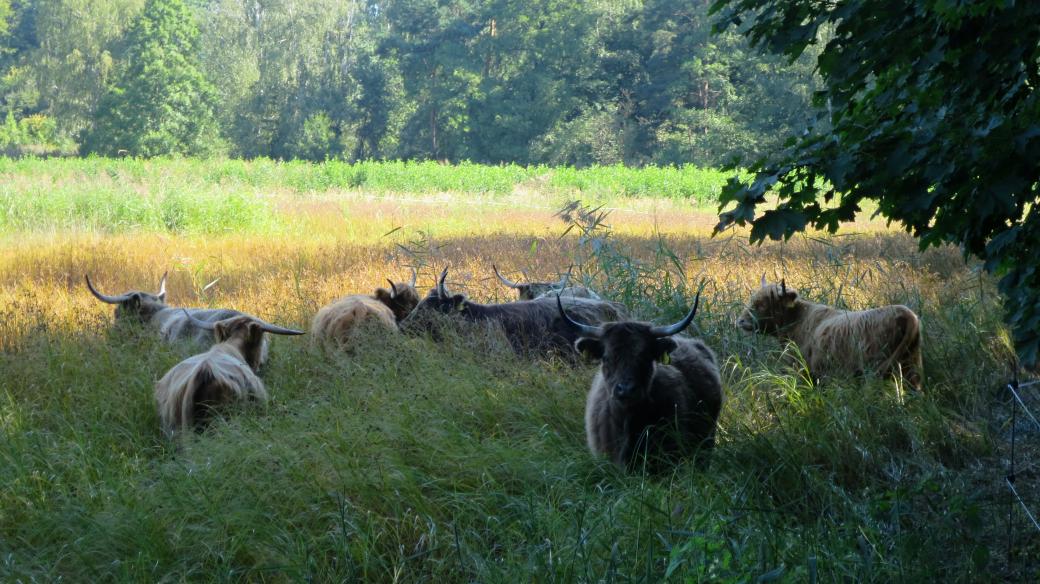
[
  {"left": 737, "top": 276, "right": 923, "bottom": 389},
  {"left": 155, "top": 311, "right": 304, "bottom": 438},
  {"left": 310, "top": 270, "right": 420, "bottom": 346}
]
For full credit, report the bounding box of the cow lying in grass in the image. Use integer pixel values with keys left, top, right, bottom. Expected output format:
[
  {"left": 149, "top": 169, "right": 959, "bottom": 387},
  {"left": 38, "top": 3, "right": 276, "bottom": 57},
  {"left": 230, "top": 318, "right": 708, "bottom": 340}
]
[
  {"left": 402, "top": 267, "right": 625, "bottom": 356},
  {"left": 492, "top": 265, "right": 601, "bottom": 300},
  {"left": 154, "top": 311, "right": 304, "bottom": 438},
  {"left": 558, "top": 294, "right": 723, "bottom": 471},
  {"left": 737, "top": 277, "right": 923, "bottom": 389},
  {"left": 86, "top": 273, "right": 272, "bottom": 363},
  {"left": 311, "top": 270, "right": 420, "bottom": 346}
]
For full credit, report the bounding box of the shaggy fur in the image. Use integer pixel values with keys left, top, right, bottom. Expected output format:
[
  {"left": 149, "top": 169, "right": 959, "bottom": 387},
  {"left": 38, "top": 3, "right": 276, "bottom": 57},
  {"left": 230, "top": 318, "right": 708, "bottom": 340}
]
[
  {"left": 737, "top": 282, "right": 923, "bottom": 388},
  {"left": 154, "top": 316, "right": 271, "bottom": 438},
  {"left": 373, "top": 280, "right": 421, "bottom": 321},
  {"left": 311, "top": 277, "right": 421, "bottom": 347},
  {"left": 311, "top": 295, "right": 398, "bottom": 345},
  {"left": 401, "top": 286, "right": 626, "bottom": 356},
  {"left": 578, "top": 323, "right": 723, "bottom": 471}
]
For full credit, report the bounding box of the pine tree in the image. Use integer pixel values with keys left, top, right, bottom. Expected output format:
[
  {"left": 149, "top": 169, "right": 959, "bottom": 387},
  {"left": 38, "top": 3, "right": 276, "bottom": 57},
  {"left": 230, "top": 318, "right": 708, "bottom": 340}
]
[{"left": 81, "top": 0, "right": 220, "bottom": 156}]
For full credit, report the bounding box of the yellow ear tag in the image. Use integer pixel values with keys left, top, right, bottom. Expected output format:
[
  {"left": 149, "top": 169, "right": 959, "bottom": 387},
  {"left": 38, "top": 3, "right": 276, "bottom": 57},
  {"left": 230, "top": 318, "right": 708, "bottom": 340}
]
[
  {"left": 659, "top": 353, "right": 671, "bottom": 365},
  {"left": 457, "top": 303, "right": 466, "bottom": 312}
]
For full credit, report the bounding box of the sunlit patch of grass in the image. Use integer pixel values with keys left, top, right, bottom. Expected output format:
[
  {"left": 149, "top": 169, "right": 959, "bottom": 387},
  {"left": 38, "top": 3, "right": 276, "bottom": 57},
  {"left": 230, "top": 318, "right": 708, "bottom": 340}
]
[{"left": 0, "top": 160, "right": 1019, "bottom": 581}]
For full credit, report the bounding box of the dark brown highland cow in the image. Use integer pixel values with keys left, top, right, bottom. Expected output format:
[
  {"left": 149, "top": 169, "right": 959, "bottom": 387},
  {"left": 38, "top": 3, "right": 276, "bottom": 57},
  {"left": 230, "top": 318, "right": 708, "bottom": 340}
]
[
  {"left": 558, "top": 294, "right": 723, "bottom": 471},
  {"left": 402, "top": 267, "right": 625, "bottom": 356}
]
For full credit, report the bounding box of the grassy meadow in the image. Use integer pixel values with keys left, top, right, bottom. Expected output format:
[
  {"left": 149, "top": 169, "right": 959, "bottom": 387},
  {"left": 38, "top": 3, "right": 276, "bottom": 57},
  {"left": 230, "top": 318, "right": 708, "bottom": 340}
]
[{"left": 0, "top": 159, "right": 1031, "bottom": 581}]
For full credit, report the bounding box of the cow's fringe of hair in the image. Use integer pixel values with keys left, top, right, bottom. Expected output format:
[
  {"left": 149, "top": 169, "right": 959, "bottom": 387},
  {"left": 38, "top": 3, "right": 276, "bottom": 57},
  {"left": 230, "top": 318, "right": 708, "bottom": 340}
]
[{"left": 155, "top": 346, "right": 267, "bottom": 438}]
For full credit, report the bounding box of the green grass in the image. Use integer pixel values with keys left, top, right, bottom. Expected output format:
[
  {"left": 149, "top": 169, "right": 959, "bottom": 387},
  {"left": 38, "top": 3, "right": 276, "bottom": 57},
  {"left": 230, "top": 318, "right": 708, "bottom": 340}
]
[
  {"left": 0, "top": 284, "right": 1008, "bottom": 581},
  {"left": 0, "top": 181, "right": 279, "bottom": 234},
  {"left": 0, "top": 158, "right": 733, "bottom": 232},
  {"left": 0, "top": 164, "right": 1025, "bottom": 581}
]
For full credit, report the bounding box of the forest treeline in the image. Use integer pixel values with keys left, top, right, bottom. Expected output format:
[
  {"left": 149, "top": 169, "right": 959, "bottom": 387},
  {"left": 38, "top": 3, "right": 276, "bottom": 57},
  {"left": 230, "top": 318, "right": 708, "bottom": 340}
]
[{"left": 0, "top": 0, "right": 819, "bottom": 165}]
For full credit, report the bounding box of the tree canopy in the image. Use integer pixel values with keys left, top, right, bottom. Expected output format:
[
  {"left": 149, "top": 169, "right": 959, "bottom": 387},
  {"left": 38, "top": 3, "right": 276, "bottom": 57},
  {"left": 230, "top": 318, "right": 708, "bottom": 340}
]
[
  {"left": 80, "top": 0, "right": 219, "bottom": 156},
  {"left": 711, "top": 0, "right": 1040, "bottom": 367},
  {"left": 0, "top": 0, "right": 818, "bottom": 164}
]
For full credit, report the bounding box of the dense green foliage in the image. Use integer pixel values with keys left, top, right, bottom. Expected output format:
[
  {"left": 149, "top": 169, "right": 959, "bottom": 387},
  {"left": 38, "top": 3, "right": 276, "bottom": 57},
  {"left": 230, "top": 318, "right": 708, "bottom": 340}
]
[
  {"left": 80, "top": 0, "right": 220, "bottom": 156},
  {"left": 711, "top": 0, "right": 1040, "bottom": 367},
  {"left": 0, "top": 0, "right": 817, "bottom": 164}
]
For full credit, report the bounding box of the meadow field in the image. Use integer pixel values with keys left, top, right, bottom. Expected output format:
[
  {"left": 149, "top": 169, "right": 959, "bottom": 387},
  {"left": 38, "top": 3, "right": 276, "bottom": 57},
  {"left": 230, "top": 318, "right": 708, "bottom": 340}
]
[{"left": 0, "top": 159, "right": 1031, "bottom": 581}]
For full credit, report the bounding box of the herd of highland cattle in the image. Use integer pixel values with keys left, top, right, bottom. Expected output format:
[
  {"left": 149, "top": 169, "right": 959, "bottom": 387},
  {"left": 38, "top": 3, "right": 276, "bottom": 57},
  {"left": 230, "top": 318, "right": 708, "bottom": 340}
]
[{"left": 85, "top": 265, "right": 923, "bottom": 471}]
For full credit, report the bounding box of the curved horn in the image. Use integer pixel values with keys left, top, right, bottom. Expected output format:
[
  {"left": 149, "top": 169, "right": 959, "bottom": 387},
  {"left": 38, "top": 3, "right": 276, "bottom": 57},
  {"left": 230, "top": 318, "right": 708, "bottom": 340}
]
[
  {"left": 256, "top": 320, "right": 306, "bottom": 336},
  {"left": 409, "top": 268, "right": 417, "bottom": 288},
  {"left": 387, "top": 279, "right": 399, "bottom": 299},
  {"left": 182, "top": 309, "right": 217, "bottom": 331},
  {"left": 493, "top": 265, "right": 521, "bottom": 288},
  {"left": 556, "top": 294, "right": 603, "bottom": 337},
  {"left": 437, "top": 267, "right": 450, "bottom": 297},
  {"left": 156, "top": 271, "right": 168, "bottom": 300},
  {"left": 85, "top": 275, "right": 131, "bottom": 304},
  {"left": 650, "top": 291, "right": 701, "bottom": 337},
  {"left": 760, "top": 273, "right": 767, "bottom": 288}
]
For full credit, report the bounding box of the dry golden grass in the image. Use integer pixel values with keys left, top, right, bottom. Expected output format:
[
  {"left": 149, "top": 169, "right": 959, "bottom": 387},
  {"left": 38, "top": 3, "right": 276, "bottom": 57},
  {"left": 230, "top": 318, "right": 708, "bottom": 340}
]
[{"left": 0, "top": 194, "right": 985, "bottom": 355}]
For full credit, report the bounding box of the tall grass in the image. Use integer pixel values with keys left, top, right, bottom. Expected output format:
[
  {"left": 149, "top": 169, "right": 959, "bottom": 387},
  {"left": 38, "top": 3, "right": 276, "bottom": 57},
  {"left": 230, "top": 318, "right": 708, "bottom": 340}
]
[
  {"left": 0, "top": 212, "right": 1020, "bottom": 581},
  {"left": 0, "top": 158, "right": 731, "bottom": 233},
  {"left": 0, "top": 164, "right": 1025, "bottom": 581},
  {"left": 0, "top": 181, "right": 278, "bottom": 234}
]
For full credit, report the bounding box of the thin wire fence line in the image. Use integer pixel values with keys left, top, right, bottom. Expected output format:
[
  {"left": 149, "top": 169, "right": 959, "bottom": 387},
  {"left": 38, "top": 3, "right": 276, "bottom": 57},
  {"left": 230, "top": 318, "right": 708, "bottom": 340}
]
[
  {"left": 1007, "top": 382, "right": 1040, "bottom": 432},
  {"left": 1005, "top": 376, "right": 1040, "bottom": 573},
  {"left": 1006, "top": 477, "right": 1040, "bottom": 533}
]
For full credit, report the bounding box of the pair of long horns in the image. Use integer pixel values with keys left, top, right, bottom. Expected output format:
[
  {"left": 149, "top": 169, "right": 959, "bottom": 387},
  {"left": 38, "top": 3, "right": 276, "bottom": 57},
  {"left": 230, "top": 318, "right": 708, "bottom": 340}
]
[
  {"left": 386, "top": 268, "right": 418, "bottom": 297},
  {"left": 493, "top": 265, "right": 571, "bottom": 289},
  {"left": 85, "top": 272, "right": 167, "bottom": 304},
  {"left": 556, "top": 292, "right": 701, "bottom": 338},
  {"left": 181, "top": 309, "right": 304, "bottom": 336}
]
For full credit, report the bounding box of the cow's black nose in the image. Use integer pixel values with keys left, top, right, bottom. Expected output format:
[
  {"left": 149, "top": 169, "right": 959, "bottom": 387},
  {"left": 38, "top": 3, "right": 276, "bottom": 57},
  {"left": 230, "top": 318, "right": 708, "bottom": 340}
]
[{"left": 614, "top": 382, "right": 635, "bottom": 399}]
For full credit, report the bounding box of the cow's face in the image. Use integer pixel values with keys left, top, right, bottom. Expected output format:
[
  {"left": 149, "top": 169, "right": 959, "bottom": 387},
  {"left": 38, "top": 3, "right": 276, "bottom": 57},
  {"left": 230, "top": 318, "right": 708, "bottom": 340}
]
[
  {"left": 113, "top": 292, "right": 167, "bottom": 321},
  {"left": 511, "top": 284, "right": 538, "bottom": 300},
  {"left": 737, "top": 283, "right": 799, "bottom": 334},
  {"left": 86, "top": 273, "right": 168, "bottom": 321},
  {"left": 577, "top": 322, "right": 678, "bottom": 402},
  {"left": 374, "top": 282, "right": 421, "bottom": 321}
]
